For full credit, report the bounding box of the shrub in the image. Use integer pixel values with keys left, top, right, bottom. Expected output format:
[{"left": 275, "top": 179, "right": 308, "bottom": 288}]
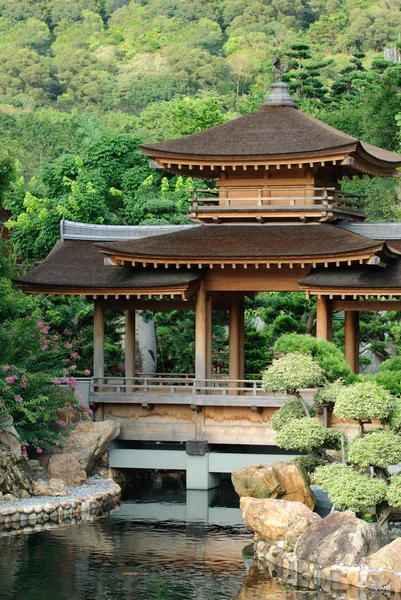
[
  {"left": 294, "top": 455, "right": 325, "bottom": 474},
  {"left": 333, "top": 381, "right": 394, "bottom": 422},
  {"left": 271, "top": 399, "right": 313, "bottom": 431},
  {"left": 275, "top": 417, "right": 328, "bottom": 452},
  {"left": 315, "top": 463, "right": 387, "bottom": 512},
  {"left": 348, "top": 430, "right": 401, "bottom": 468},
  {"left": 314, "top": 379, "right": 344, "bottom": 408},
  {"left": 274, "top": 334, "right": 351, "bottom": 381},
  {"left": 262, "top": 352, "right": 325, "bottom": 393},
  {"left": 387, "top": 474, "right": 401, "bottom": 507}
]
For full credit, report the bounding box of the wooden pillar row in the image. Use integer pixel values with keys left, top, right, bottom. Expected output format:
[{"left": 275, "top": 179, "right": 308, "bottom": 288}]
[
  {"left": 345, "top": 310, "right": 359, "bottom": 374},
  {"left": 316, "top": 296, "right": 333, "bottom": 342}
]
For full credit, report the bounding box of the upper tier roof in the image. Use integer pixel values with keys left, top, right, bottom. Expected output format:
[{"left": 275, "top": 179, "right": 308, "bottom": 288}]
[{"left": 140, "top": 105, "right": 401, "bottom": 173}]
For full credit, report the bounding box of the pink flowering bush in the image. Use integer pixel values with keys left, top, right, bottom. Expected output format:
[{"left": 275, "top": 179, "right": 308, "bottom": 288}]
[{"left": 0, "top": 317, "right": 92, "bottom": 455}]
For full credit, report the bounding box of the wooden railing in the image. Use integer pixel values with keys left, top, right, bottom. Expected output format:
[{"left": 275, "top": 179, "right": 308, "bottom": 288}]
[{"left": 190, "top": 187, "right": 365, "bottom": 212}]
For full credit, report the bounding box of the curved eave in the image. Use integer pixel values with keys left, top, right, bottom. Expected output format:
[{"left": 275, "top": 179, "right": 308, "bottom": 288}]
[
  {"left": 97, "top": 245, "right": 386, "bottom": 269},
  {"left": 15, "top": 282, "right": 200, "bottom": 300}
]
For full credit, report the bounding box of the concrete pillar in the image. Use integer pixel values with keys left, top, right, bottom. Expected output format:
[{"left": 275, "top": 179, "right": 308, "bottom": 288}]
[
  {"left": 345, "top": 310, "right": 359, "bottom": 373},
  {"left": 238, "top": 296, "right": 245, "bottom": 381},
  {"left": 186, "top": 440, "right": 219, "bottom": 490},
  {"left": 316, "top": 296, "right": 332, "bottom": 342},
  {"left": 229, "top": 297, "right": 240, "bottom": 383},
  {"left": 125, "top": 309, "right": 136, "bottom": 379},
  {"left": 206, "top": 296, "right": 213, "bottom": 381},
  {"left": 195, "top": 281, "right": 207, "bottom": 380}
]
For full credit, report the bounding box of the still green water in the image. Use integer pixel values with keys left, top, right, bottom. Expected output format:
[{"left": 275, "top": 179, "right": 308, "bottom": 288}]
[{"left": 0, "top": 482, "right": 393, "bottom": 600}]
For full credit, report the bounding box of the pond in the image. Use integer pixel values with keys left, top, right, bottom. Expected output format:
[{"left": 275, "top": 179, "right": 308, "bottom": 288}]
[{"left": 0, "top": 479, "right": 395, "bottom": 600}]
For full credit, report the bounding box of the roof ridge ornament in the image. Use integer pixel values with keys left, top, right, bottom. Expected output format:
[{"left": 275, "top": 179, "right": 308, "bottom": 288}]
[
  {"left": 262, "top": 59, "right": 298, "bottom": 108},
  {"left": 262, "top": 80, "right": 298, "bottom": 109}
]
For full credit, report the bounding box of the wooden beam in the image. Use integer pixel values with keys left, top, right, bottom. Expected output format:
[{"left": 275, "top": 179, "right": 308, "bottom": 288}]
[
  {"left": 93, "top": 299, "right": 105, "bottom": 421},
  {"left": 195, "top": 281, "right": 207, "bottom": 380},
  {"left": 345, "top": 311, "right": 359, "bottom": 374},
  {"left": 333, "top": 300, "right": 401, "bottom": 312},
  {"left": 125, "top": 310, "right": 136, "bottom": 379},
  {"left": 103, "top": 300, "right": 196, "bottom": 311}
]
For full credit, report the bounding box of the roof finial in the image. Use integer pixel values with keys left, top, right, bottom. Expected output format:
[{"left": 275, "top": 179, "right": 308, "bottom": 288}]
[{"left": 261, "top": 57, "right": 298, "bottom": 109}]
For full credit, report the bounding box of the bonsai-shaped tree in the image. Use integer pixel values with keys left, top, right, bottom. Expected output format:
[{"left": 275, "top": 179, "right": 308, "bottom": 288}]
[{"left": 263, "top": 350, "right": 401, "bottom": 538}]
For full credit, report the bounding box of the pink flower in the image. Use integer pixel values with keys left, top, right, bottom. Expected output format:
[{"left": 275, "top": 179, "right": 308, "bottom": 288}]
[
  {"left": 55, "top": 441, "right": 60, "bottom": 447},
  {"left": 36, "top": 321, "right": 45, "bottom": 328},
  {"left": 31, "top": 333, "right": 36, "bottom": 338},
  {"left": 3, "top": 365, "right": 11, "bottom": 372},
  {"left": 21, "top": 441, "right": 29, "bottom": 447},
  {"left": 84, "top": 369, "right": 90, "bottom": 376},
  {"left": 71, "top": 352, "right": 80, "bottom": 360},
  {"left": 168, "top": 355, "right": 172, "bottom": 360},
  {"left": 53, "top": 378, "right": 61, "bottom": 385},
  {"left": 15, "top": 395, "right": 23, "bottom": 403},
  {"left": 67, "top": 437, "right": 73, "bottom": 444},
  {"left": 40, "top": 328, "right": 48, "bottom": 335},
  {"left": 36, "top": 447, "right": 43, "bottom": 454},
  {"left": 5, "top": 375, "right": 17, "bottom": 384},
  {"left": 38, "top": 407, "right": 45, "bottom": 411},
  {"left": 69, "top": 377, "right": 77, "bottom": 385},
  {"left": 70, "top": 364, "right": 77, "bottom": 371},
  {"left": 58, "top": 419, "right": 66, "bottom": 427},
  {"left": 22, "top": 447, "right": 28, "bottom": 458},
  {"left": 22, "top": 378, "right": 27, "bottom": 388},
  {"left": 65, "top": 342, "right": 73, "bottom": 350},
  {"left": 87, "top": 408, "right": 93, "bottom": 415},
  {"left": 41, "top": 344, "right": 48, "bottom": 351}
]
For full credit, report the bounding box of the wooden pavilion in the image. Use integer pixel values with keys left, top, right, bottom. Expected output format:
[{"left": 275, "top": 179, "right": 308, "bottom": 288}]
[{"left": 14, "top": 82, "right": 401, "bottom": 470}]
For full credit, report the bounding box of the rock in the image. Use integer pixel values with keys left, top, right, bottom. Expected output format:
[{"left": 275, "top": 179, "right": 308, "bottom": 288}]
[
  {"left": 48, "top": 478, "right": 68, "bottom": 496},
  {"left": 20, "top": 490, "right": 30, "bottom": 499},
  {"left": 42, "top": 421, "right": 120, "bottom": 477},
  {"left": 47, "top": 454, "right": 87, "bottom": 487},
  {"left": 3, "top": 494, "right": 18, "bottom": 502},
  {"left": 295, "top": 511, "right": 380, "bottom": 568},
  {"left": 240, "top": 497, "right": 320, "bottom": 550},
  {"left": 0, "top": 445, "right": 32, "bottom": 497},
  {"left": 0, "top": 404, "right": 21, "bottom": 454},
  {"left": 32, "top": 478, "right": 69, "bottom": 497},
  {"left": 232, "top": 461, "right": 315, "bottom": 510},
  {"left": 364, "top": 537, "right": 401, "bottom": 571}
]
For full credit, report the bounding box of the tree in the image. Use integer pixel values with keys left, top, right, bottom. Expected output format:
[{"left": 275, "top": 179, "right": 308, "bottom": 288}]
[{"left": 265, "top": 344, "right": 401, "bottom": 538}]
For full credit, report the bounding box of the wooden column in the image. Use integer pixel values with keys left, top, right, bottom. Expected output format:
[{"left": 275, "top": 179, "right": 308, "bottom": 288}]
[
  {"left": 125, "top": 309, "right": 136, "bottom": 379},
  {"left": 93, "top": 299, "right": 105, "bottom": 421},
  {"left": 195, "top": 282, "right": 207, "bottom": 381},
  {"left": 206, "top": 296, "right": 213, "bottom": 381},
  {"left": 345, "top": 311, "right": 359, "bottom": 374},
  {"left": 229, "top": 297, "right": 240, "bottom": 384},
  {"left": 238, "top": 296, "right": 245, "bottom": 381},
  {"left": 316, "top": 296, "right": 332, "bottom": 342},
  {"left": 94, "top": 300, "right": 105, "bottom": 379}
]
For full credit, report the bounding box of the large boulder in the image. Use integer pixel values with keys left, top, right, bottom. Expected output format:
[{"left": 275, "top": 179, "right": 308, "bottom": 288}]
[
  {"left": 232, "top": 461, "right": 315, "bottom": 510},
  {"left": 41, "top": 420, "right": 120, "bottom": 483},
  {"left": 364, "top": 537, "right": 401, "bottom": 571},
  {"left": 47, "top": 453, "right": 87, "bottom": 486},
  {"left": 240, "top": 497, "right": 320, "bottom": 550},
  {"left": 0, "top": 445, "right": 32, "bottom": 498},
  {"left": 295, "top": 510, "right": 380, "bottom": 568}
]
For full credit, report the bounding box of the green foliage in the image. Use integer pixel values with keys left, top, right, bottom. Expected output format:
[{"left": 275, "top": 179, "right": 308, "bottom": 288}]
[
  {"left": 276, "top": 417, "right": 328, "bottom": 452},
  {"left": 387, "top": 475, "right": 401, "bottom": 508},
  {"left": 348, "top": 430, "right": 401, "bottom": 468},
  {"left": 333, "top": 381, "right": 394, "bottom": 422},
  {"left": 294, "top": 455, "right": 325, "bottom": 474},
  {"left": 314, "top": 379, "right": 344, "bottom": 408},
  {"left": 315, "top": 463, "right": 387, "bottom": 512},
  {"left": 274, "top": 334, "right": 351, "bottom": 382},
  {"left": 271, "top": 399, "right": 309, "bottom": 432},
  {"left": 262, "top": 352, "right": 325, "bottom": 393}
]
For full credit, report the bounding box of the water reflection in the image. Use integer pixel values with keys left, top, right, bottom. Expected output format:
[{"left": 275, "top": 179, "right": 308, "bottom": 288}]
[{"left": 0, "top": 481, "right": 398, "bottom": 600}]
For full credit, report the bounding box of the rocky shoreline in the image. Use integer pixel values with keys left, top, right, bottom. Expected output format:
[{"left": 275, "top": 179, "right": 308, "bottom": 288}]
[
  {"left": 254, "top": 537, "right": 401, "bottom": 594},
  {"left": 0, "top": 477, "right": 121, "bottom": 532}
]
